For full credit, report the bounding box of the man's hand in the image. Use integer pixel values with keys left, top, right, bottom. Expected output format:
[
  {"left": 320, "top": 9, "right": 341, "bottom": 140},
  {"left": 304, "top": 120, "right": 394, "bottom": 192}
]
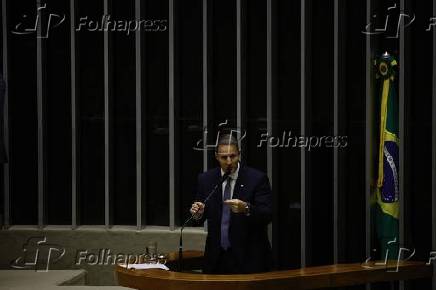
[
  {"left": 190, "top": 202, "right": 205, "bottom": 218},
  {"left": 223, "top": 199, "right": 248, "bottom": 214}
]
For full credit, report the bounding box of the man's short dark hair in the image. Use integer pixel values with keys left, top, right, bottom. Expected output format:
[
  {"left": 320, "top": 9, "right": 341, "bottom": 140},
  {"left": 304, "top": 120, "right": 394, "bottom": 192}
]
[{"left": 215, "top": 133, "right": 239, "bottom": 153}]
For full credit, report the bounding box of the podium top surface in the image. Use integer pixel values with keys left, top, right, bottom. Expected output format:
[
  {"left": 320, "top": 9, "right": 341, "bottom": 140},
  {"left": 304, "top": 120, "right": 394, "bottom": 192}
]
[{"left": 116, "top": 251, "right": 433, "bottom": 290}]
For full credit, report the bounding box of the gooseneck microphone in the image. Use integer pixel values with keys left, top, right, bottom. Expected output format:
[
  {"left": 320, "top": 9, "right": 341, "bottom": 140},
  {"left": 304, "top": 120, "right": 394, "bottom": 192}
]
[{"left": 178, "top": 171, "right": 231, "bottom": 272}]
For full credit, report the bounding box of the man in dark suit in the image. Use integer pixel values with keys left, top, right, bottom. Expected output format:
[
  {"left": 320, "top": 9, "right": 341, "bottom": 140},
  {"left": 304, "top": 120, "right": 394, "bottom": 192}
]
[{"left": 190, "top": 134, "right": 272, "bottom": 274}]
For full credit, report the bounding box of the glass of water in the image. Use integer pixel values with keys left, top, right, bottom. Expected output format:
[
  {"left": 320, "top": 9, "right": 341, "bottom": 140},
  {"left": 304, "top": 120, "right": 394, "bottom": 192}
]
[
  {"left": 146, "top": 241, "right": 158, "bottom": 264},
  {"left": 157, "top": 253, "right": 167, "bottom": 265}
]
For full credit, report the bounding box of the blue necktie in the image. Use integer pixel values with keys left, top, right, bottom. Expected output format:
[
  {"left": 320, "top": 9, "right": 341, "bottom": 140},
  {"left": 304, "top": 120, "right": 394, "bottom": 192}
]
[{"left": 221, "top": 177, "right": 232, "bottom": 250}]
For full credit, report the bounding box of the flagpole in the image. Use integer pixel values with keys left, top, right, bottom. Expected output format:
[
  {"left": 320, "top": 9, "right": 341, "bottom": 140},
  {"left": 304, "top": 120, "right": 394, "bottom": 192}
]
[{"left": 364, "top": 3, "right": 372, "bottom": 289}]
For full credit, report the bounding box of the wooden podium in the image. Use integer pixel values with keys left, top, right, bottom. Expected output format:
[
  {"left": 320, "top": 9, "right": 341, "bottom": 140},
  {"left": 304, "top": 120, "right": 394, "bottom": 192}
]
[{"left": 115, "top": 251, "right": 432, "bottom": 290}]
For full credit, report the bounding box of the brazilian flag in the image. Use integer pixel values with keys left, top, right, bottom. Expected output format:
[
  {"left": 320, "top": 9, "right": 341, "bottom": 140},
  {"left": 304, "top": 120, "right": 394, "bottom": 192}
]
[{"left": 373, "top": 53, "right": 399, "bottom": 260}]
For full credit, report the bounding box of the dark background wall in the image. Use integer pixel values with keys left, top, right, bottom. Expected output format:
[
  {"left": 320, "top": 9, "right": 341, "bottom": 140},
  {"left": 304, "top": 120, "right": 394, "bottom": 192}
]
[{"left": 0, "top": 0, "right": 434, "bottom": 289}]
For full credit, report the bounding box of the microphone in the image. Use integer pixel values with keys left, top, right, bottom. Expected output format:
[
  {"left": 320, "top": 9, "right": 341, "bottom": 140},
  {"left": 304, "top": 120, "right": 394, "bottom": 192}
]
[
  {"left": 222, "top": 170, "right": 231, "bottom": 180},
  {"left": 202, "top": 171, "right": 230, "bottom": 205},
  {"left": 178, "top": 170, "right": 231, "bottom": 272}
]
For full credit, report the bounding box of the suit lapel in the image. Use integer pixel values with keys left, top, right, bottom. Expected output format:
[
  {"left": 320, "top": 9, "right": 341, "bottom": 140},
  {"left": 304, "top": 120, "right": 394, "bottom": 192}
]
[
  {"left": 233, "top": 165, "right": 246, "bottom": 200},
  {"left": 213, "top": 166, "right": 246, "bottom": 222},
  {"left": 213, "top": 168, "right": 223, "bottom": 204}
]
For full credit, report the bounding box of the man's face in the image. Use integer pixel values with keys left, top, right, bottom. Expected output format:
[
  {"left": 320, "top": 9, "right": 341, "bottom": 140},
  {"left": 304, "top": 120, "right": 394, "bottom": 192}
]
[{"left": 215, "top": 144, "right": 240, "bottom": 174}]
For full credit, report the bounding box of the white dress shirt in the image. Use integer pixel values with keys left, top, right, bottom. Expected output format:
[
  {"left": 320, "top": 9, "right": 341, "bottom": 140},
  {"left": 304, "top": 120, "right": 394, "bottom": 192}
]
[{"left": 221, "top": 163, "right": 240, "bottom": 200}]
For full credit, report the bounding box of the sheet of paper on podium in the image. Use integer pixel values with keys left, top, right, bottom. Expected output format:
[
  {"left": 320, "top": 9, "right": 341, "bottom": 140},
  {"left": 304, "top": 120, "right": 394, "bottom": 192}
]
[{"left": 119, "top": 263, "right": 170, "bottom": 271}]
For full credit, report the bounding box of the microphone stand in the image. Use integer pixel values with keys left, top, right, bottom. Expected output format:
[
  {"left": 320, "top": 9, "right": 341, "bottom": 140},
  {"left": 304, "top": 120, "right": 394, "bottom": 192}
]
[{"left": 178, "top": 173, "right": 230, "bottom": 272}]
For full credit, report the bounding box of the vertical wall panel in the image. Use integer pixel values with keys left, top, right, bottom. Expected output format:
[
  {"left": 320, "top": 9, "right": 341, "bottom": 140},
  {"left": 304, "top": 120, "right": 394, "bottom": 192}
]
[
  {"left": 144, "top": 0, "right": 169, "bottom": 226},
  {"left": 112, "top": 0, "right": 136, "bottom": 226},
  {"left": 176, "top": 0, "right": 203, "bottom": 226},
  {"left": 77, "top": 0, "right": 105, "bottom": 225},
  {"left": 202, "top": 0, "right": 209, "bottom": 233},
  {"left": 308, "top": 0, "right": 334, "bottom": 267},
  {"left": 266, "top": 0, "right": 272, "bottom": 195},
  {"left": 70, "top": 0, "right": 78, "bottom": 229},
  {"left": 300, "top": 0, "right": 307, "bottom": 268},
  {"left": 236, "top": 0, "right": 243, "bottom": 147},
  {"left": 169, "top": 0, "right": 175, "bottom": 230},
  {"left": 244, "top": 0, "right": 268, "bottom": 242},
  {"left": 2, "top": 0, "right": 10, "bottom": 228},
  {"left": 202, "top": 0, "right": 209, "bottom": 173},
  {"left": 245, "top": 0, "right": 266, "bottom": 172},
  {"left": 9, "top": 0, "right": 38, "bottom": 225},
  {"left": 399, "top": 0, "right": 406, "bottom": 254},
  {"left": 45, "top": 0, "right": 72, "bottom": 225},
  {"left": 333, "top": 0, "right": 339, "bottom": 264},
  {"left": 399, "top": 1, "right": 411, "bottom": 287},
  {"left": 408, "top": 1, "right": 434, "bottom": 289},
  {"left": 274, "top": 0, "right": 301, "bottom": 270},
  {"left": 334, "top": 0, "right": 362, "bottom": 268},
  {"left": 103, "top": 0, "right": 112, "bottom": 228},
  {"left": 211, "top": 0, "right": 236, "bottom": 125},
  {"left": 202, "top": 0, "right": 238, "bottom": 173},
  {"left": 135, "top": 0, "right": 144, "bottom": 229},
  {"left": 342, "top": 0, "right": 366, "bottom": 266},
  {"left": 266, "top": 0, "right": 273, "bottom": 253},
  {"left": 36, "top": 0, "right": 45, "bottom": 228},
  {"left": 433, "top": 0, "right": 436, "bottom": 287}
]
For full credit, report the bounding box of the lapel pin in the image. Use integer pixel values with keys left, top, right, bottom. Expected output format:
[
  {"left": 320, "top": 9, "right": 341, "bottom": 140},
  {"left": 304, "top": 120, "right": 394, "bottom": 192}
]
[{"left": 240, "top": 184, "right": 244, "bottom": 187}]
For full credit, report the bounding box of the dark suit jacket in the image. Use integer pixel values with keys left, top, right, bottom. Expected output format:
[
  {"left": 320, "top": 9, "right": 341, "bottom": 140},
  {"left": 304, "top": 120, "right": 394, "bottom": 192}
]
[{"left": 195, "top": 165, "right": 273, "bottom": 273}]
